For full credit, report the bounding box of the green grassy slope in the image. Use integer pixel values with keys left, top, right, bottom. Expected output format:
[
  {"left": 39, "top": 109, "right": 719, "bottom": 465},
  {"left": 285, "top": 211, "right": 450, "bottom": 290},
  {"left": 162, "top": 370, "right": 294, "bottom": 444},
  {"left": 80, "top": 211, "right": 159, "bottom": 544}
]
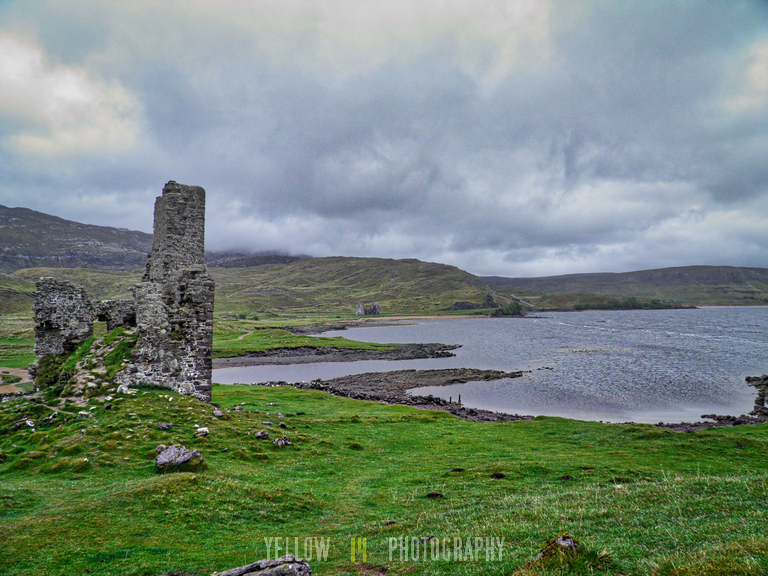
[
  {"left": 0, "top": 273, "right": 35, "bottom": 315},
  {"left": 10, "top": 257, "right": 499, "bottom": 316},
  {"left": 0, "top": 385, "right": 766, "bottom": 575},
  {"left": 210, "top": 256, "right": 500, "bottom": 315},
  {"left": 485, "top": 266, "right": 768, "bottom": 307},
  {"left": 0, "top": 258, "right": 498, "bottom": 368}
]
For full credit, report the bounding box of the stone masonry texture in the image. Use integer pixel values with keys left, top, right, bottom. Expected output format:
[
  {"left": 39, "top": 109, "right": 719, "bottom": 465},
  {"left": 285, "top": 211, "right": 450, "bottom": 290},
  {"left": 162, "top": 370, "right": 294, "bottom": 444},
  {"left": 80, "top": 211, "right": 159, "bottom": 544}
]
[
  {"left": 32, "top": 181, "right": 214, "bottom": 403},
  {"left": 116, "top": 181, "right": 214, "bottom": 401},
  {"left": 33, "top": 278, "right": 95, "bottom": 357}
]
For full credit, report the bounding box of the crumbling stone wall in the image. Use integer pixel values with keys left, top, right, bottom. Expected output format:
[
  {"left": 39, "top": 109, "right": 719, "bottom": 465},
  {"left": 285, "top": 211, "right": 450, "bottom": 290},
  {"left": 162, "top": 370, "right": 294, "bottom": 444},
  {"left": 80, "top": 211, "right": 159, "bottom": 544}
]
[
  {"left": 33, "top": 278, "right": 95, "bottom": 357},
  {"left": 95, "top": 300, "right": 136, "bottom": 332},
  {"left": 117, "top": 181, "right": 214, "bottom": 401}
]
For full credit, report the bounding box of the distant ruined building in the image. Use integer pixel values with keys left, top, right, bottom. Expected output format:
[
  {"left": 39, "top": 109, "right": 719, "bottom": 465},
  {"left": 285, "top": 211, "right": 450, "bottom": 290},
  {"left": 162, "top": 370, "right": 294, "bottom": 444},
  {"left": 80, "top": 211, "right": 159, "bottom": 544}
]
[
  {"left": 31, "top": 181, "right": 214, "bottom": 402},
  {"left": 355, "top": 302, "right": 381, "bottom": 316}
]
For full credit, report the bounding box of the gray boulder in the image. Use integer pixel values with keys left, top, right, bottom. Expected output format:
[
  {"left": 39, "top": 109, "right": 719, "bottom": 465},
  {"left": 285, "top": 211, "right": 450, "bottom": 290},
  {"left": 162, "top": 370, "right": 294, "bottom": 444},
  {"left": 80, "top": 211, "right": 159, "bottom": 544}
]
[
  {"left": 155, "top": 444, "right": 206, "bottom": 473},
  {"left": 211, "top": 554, "right": 311, "bottom": 576}
]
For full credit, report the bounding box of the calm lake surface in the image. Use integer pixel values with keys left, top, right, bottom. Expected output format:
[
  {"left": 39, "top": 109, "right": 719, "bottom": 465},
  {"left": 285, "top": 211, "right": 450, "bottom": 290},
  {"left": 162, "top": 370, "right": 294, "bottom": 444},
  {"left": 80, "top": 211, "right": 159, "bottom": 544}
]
[{"left": 213, "top": 307, "right": 768, "bottom": 423}]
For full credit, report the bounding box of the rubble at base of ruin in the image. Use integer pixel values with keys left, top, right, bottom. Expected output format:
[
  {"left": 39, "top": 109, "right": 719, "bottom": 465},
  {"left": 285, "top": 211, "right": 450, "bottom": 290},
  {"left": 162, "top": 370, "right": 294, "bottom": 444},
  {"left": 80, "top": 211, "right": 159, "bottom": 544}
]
[{"left": 31, "top": 181, "right": 214, "bottom": 402}]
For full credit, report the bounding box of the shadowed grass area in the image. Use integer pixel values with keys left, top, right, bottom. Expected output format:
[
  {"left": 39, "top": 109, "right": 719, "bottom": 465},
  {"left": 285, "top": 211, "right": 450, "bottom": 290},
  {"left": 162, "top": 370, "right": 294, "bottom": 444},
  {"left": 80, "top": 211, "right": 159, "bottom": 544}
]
[{"left": 0, "top": 384, "right": 766, "bottom": 575}]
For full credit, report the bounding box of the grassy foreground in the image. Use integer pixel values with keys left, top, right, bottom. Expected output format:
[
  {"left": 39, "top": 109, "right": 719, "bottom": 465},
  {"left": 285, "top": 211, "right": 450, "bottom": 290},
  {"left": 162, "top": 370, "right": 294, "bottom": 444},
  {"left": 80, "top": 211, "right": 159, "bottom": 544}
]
[{"left": 1, "top": 385, "right": 767, "bottom": 576}]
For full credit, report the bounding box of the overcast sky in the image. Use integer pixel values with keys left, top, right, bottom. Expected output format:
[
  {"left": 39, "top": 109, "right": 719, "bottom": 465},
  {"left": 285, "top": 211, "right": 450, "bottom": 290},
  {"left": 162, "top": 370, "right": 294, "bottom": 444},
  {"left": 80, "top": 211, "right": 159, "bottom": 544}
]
[{"left": 1, "top": 1, "right": 767, "bottom": 277}]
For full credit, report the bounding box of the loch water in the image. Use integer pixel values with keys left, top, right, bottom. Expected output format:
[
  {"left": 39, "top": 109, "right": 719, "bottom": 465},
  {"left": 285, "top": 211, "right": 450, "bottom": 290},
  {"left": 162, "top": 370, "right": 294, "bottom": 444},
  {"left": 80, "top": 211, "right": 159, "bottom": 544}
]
[{"left": 212, "top": 307, "right": 768, "bottom": 423}]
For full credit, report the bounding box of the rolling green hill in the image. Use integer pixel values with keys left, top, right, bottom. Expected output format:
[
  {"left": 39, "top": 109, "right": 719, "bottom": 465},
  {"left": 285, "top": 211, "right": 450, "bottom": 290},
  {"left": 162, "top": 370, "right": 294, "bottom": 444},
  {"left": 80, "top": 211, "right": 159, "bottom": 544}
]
[
  {"left": 484, "top": 266, "right": 768, "bottom": 307},
  {"left": 0, "top": 273, "right": 35, "bottom": 315},
  {"left": 211, "top": 256, "right": 500, "bottom": 315}
]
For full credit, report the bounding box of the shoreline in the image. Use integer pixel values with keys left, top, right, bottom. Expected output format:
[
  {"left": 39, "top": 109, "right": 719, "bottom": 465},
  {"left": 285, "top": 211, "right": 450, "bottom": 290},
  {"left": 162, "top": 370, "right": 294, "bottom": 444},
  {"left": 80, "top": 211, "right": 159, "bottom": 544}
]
[
  {"left": 218, "top": 318, "right": 766, "bottom": 431},
  {"left": 219, "top": 357, "right": 768, "bottom": 430},
  {"left": 247, "top": 368, "right": 535, "bottom": 423},
  {"left": 212, "top": 342, "right": 460, "bottom": 367}
]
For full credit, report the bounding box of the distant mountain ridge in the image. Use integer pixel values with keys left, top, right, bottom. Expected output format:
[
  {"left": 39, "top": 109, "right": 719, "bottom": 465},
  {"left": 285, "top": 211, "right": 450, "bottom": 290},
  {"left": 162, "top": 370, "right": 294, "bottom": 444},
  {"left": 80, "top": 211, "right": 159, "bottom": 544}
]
[
  {"left": 0, "top": 204, "right": 303, "bottom": 273},
  {"left": 2, "top": 204, "right": 766, "bottom": 309},
  {"left": 484, "top": 266, "right": 768, "bottom": 306}
]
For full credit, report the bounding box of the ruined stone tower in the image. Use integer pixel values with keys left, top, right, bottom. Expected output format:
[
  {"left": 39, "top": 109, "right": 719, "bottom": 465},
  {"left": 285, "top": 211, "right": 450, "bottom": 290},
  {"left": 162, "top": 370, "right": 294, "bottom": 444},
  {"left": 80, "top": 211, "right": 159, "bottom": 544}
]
[{"left": 116, "top": 181, "right": 214, "bottom": 401}]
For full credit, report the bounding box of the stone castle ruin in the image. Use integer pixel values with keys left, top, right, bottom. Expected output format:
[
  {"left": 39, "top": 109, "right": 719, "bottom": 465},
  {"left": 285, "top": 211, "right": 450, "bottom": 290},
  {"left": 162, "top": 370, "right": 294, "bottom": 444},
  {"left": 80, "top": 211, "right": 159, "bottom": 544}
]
[{"left": 31, "top": 181, "right": 214, "bottom": 402}]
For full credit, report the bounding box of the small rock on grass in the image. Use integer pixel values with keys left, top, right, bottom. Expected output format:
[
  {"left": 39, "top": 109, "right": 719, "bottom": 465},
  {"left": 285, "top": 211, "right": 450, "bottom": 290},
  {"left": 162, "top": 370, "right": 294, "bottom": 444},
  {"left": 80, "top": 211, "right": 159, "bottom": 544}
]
[{"left": 535, "top": 533, "right": 579, "bottom": 559}]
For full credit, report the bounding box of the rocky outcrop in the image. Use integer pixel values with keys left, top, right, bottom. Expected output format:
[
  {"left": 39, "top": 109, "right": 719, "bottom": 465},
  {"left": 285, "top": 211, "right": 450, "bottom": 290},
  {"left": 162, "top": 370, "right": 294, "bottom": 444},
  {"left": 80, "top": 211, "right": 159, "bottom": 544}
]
[
  {"left": 483, "top": 292, "right": 500, "bottom": 308},
  {"left": 211, "top": 554, "right": 311, "bottom": 576},
  {"left": 33, "top": 278, "right": 95, "bottom": 357},
  {"left": 747, "top": 374, "right": 768, "bottom": 416},
  {"left": 116, "top": 181, "right": 214, "bottom": 402},
  {"left": 255, "top": 368, "right": 534, "bottom": 422}
]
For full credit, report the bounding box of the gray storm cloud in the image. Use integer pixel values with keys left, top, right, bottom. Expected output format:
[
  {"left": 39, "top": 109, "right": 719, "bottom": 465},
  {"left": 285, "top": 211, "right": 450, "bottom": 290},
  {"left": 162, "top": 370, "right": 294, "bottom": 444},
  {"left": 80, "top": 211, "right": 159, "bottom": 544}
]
[{"left": 0, "top": 0, "right": 766, "bottom": 276}]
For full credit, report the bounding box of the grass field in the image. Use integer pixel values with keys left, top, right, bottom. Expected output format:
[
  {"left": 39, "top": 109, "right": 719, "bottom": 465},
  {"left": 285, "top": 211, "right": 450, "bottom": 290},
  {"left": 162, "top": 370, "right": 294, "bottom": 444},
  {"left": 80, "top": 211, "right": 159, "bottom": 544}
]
[{"left": 1, "top": 384, "right": 767, "bottom": 576}]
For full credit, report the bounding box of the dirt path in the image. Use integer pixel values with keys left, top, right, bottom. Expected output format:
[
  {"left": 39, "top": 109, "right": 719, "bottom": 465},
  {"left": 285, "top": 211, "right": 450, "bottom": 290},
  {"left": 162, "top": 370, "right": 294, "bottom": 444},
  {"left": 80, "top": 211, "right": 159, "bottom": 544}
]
[{"left": 0, "top": 367, "right": 32, "bottom": 394}]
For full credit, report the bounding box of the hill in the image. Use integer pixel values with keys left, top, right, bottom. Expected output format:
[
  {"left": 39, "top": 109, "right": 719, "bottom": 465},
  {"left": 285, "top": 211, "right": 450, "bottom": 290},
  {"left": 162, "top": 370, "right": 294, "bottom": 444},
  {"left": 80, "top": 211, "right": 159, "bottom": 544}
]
[
  {"left": 209, "top": 256, "right": 497, "bottom": 315},
  {"left": 10, "top": 257, "right": 501, "bottom": 316},
  {"left": 0, "top": 204, "right": 302, "bottom": 273},
  {"left": 484, "top": 266, "right": 768, "bottom": 307},
  {"left": 0, "top": 272, "right": 36, "bottom": 315}
]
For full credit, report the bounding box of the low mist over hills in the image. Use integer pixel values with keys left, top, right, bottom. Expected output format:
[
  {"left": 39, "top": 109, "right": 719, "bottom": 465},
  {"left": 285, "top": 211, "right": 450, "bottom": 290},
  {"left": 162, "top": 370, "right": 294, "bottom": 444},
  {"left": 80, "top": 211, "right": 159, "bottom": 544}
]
[{"left": 0, "top": 204, "right": 302, "bottom": 273}]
